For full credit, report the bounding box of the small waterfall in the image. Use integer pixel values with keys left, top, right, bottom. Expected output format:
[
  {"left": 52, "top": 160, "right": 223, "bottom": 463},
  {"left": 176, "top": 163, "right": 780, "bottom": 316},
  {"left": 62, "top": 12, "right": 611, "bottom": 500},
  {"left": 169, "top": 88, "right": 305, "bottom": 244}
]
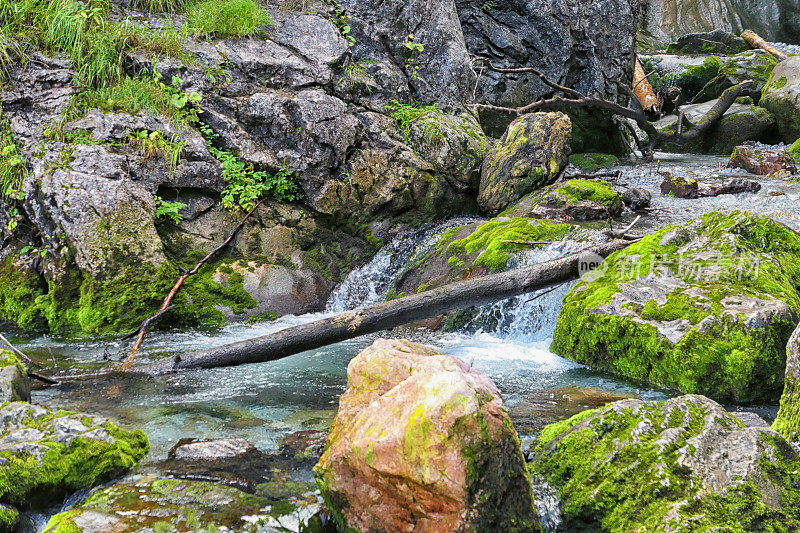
[
  {"left": 459, "top": 241, "right": 586, "bottom": 341},
  {"left": 531, "top": 475, "right": 563, "bottom": 532},
  {"left": 326, "top": 218, "right": 476, "bottom": 313}
]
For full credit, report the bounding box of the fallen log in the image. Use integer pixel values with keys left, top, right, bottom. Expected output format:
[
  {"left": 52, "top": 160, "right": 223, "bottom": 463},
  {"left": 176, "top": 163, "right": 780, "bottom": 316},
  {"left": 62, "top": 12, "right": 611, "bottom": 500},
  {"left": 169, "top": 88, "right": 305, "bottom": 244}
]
[
  {"left": 135, "top": 239, "right": 633, "bottom": 374},
  {"left": 741, "top": 30, "right": 788, "bottom": 62}
]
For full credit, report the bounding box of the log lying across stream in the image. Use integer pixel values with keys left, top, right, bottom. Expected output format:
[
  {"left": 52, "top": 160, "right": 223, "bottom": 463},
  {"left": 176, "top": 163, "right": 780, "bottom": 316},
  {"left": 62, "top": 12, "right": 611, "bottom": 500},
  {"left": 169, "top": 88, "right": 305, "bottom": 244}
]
[{"left": 136, "top": 239, "right": 632, "bottom": 374}]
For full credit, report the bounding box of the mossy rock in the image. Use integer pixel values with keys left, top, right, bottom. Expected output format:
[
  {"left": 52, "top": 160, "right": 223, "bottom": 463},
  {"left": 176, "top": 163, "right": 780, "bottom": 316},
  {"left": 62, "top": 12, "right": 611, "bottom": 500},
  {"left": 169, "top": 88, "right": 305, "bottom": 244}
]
[
  {"left": 760, "top": 56, "right": 800, "bottom": 143},
  {"left": 0, "top": 352, "right": 29, "bottom": 403},
  {"left": 531, "top": 395, "right": 800, "bottom": 532},
  {"left": 665, "top": 30, "right": 750, "bottom": 55},
  {"left": 478, "top": 112, "right": 572, "bottom": 214},
  {"left": 43, "top": 477, "right": 318, "bottom": 532},
  {"left": 569, "top": 153, "right": 620, "bottom": 172},
  {"left": 552, "top": 211, "right": 800, "bottom": 402},
  {"left": 693, "top": 50, "right": 777, "bottom": 102},
  {"left": 0, "top": 402, "right": 149, "bottom": 509},
  {"left": 505, "top": 179, "right": 623, "bottom": 221},
  {"left": 790, "top": 138, "right": 800, "bottom": 164}
]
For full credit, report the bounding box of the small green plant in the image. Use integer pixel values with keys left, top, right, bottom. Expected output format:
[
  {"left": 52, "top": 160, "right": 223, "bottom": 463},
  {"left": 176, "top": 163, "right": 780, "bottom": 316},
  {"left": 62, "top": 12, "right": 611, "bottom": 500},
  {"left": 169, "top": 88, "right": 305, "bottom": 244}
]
[
  {"left": 154, "top": 195, "right": 186, "bottom": 223},
  {"left": 384, "top": 99, "right": 443, "bottom": 145},
  {"left": 404, "top": 33, "right": 424, "bottom": 82},
  {"left": 324, "top": 0, "right": 354, "bottom": 47},
  {"left": 0, "top": 111, "right": 26, "bottom": 228},
  {"left": 128, "top": 130, "right": 185, "bottom": 173},
  {"left": 118, "top": 0, "right": 190, "bottom": 12},
  {"left": 186, "top": 0, "right": 273, "bottom": 38},
  {"left": 337, "top": 60, "right": 374, "bottom": 91},
  {"left": 20, "top": 244, "right": 49, "bottom": 258}
]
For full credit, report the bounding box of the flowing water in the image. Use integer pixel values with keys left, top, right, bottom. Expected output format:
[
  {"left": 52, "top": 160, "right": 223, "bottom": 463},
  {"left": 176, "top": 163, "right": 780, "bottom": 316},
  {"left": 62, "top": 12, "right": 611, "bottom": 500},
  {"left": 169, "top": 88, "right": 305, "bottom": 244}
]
[{"left": 15, "top": 153, "right": 800, "bottom": 530}]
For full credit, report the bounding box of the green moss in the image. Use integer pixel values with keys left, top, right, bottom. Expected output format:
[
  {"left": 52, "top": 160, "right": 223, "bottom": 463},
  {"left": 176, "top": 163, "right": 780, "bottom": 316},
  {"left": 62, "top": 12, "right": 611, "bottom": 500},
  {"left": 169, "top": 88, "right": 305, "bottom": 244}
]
[
  {"left": 789, "top": 139, "right": 800, "bottom": 164},
  {"left": 656, "top": 56, "right": 723, "bottom": 100},
  {"left": 772, "top": 76, "right": 788, "bottom": 90},
  {"left": 531, "top": 398, "right": 800, "bottom": 531},
  {"left": 569, "top": 153, "right": 620, "bottom": 171},
  {"left": 554, "top": 179, "right": 619, "bottom": 206},
  {"left": 0, "top": 504, "right": 19, "bottom": 531},
  {"left": 551, "top": 211, "right": 800, "bottom": 402},
  {"left": 447, "top": 218, "right": 572, "bottom": 272},
  {"left": 0, "top": 411, "right": 149, "bottom": 508}
]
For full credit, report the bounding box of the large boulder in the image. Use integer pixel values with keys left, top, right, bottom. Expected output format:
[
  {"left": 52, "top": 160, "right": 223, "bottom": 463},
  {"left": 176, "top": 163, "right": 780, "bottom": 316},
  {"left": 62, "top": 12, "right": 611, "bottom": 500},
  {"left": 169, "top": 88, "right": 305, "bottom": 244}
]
[
  {"left": 0, "top": 353, "right": 29, "bottom": 403},
  {"left": 760, "top": 56, "right": 800, "bottom": 143},
  {"left": 773, "top": 321, "right": 800, "bottom": 440},
  {"left": 551, "top": 211, "right": 800, "bottom": 402},
  {"left": 478, "top": 113, "right": 572, "bottom": 214},
  {"left": 729, "top": 143, "right": 798, "bottom": 176},
  {"left": 0, "top": 402, "right": 148, "bottom": 509},
  {"left": 506, "top": 179, "right": 624, "bottom": 222},
  {"left": 531, "top": 395, "right": 800, "bottom": 531},
  {"left": 314, "top": 339, "right": 539, "bottom": 532}
]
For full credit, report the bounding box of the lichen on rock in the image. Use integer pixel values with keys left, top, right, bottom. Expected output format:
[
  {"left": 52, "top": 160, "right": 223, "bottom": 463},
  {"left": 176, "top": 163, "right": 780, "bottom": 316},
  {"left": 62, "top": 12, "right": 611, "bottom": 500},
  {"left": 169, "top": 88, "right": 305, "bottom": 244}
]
[
  {"left": 478, "top": 112, "right": 572, "bottom": 214},
  {"left": 552, "top": 211, "right": 800, "bottom": 402},
  {"left": 313, "top": 338, "right": 540, "bottom": 532},
  {"left": 531, "top": 394, "right": 800, "bottom": 532}
]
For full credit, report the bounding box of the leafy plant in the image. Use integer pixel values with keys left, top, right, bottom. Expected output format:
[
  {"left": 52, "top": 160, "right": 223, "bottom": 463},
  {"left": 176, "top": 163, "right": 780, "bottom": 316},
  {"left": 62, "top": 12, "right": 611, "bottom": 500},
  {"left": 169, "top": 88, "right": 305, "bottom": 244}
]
[
  {"left": 404, "top": 33, "right": 424, "bottom": 82},
  {"left": 154, "top": 195, "right": 186, "bottom": 223},
  {"left": 324, "top": 0, "right": 354, "bottom": 47},
  {"left": 186, "top": 0, "right": 273, "bottom": 38},
  {"left": 128, "top": 130, "right": 185, "bottom": 173},
  {"left": 384, "top": 99, "right": 443, "bottom": 145},
  {"left": 0, "top": 110, "right": 26, "bottom": 214},
  {"left": 20, "top": 244, "right": 49, "bottom": 258}
]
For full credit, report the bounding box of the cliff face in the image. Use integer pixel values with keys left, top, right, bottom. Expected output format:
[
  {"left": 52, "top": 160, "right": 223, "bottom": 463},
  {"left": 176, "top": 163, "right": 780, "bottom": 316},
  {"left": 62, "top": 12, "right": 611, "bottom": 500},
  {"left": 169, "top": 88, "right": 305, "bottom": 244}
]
[
  {"left": 0, "top": 0, "right": 639, "bottom": 335},
  {"left": 641, "top": 0, "right": 800, "bottom": 46}
]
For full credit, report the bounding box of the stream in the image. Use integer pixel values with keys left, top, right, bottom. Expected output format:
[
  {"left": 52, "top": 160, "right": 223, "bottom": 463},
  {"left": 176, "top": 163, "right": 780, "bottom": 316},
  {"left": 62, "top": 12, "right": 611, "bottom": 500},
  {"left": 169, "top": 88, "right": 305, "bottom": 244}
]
[{"left": 14, "top": 153, "right": 800, "bottom": 531}]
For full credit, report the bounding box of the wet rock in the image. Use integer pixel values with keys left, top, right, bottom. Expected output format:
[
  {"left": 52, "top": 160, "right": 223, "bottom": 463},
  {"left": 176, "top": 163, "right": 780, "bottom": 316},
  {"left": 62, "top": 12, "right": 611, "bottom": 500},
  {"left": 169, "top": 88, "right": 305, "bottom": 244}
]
[
  {"left": 693, "top": 50, "right": 778, "bottom": 102},
  {"left": 732, "top": 411, "right": 771, "bottom": 428},
  {"left": 280, "top": 430, "right": 327, "bottom": 464},
  {"left": 0, "top": 402, "right": 148, "bottom": 509},
  {"left": 314, "top": 338, "right": 539, "bottom": 532},
  {"left": 622, "top": 188, "right": 652, "bottom": 210},
  {"left": 729, "top": 143, "right": 798, "bottom": 176},
  {"left": 508, "top": 179, "right": 624, "bottom": 222},
  {"left": 0, "top": 352, "right": 29, "bottom": 403},
  {"left": 552, "top": 211, "right": 800, "bottom": 402},
  {"left": 479, "top": 113, "right": 572, "bottom": 214},
  {"left": 660, "top": 172, "right": 761, "bottom": 197},
  {"left": 666, "top": 30, "right": 750, "bottom": 54},
  {"left": 168, "top": 437, "right": 256, "bottom": 462},
  {"left": 43, "top": 476, "right": 325, "bottom": 533},
  {"left": 530, "top": 395, "right": 800, "bottom": 531},
  {"left": 760, "top": 56, "right": 800, "bottom": 143},
  {"left": 660, "top": 172, "right": 699, "bottom": 198}
]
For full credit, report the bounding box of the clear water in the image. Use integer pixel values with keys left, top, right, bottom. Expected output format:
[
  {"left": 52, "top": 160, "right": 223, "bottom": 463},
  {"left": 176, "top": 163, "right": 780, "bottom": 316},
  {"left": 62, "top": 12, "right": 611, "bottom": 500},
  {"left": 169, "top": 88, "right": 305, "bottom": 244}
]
[{"left": 15, "top": 152, "right": 800, "bottom": 529}]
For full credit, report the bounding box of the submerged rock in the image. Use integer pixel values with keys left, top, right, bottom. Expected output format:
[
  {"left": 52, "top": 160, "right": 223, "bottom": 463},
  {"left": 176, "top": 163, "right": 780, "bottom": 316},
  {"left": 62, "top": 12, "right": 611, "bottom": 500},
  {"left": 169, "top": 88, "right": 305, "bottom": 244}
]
[
  {"left": 479, "top": 113, "right": 572, "bottom": 214},
  {"left": 660, "top": 172, "right": 761, "bottom": 198},
  {"left": 0, "top": 402, "right": 148, "bottom": 510},
  {"left": 531, "top": 395, "right": 800, "bottom": 531},
  {"left": 314, "top": 338, "right": 540, "bottom": 532},
  {"left": 552, "top": 211, "right": 800, "bottom": 402},
  {"left": 43, "top": 476, "right": 326, "bottom": 532},
  {"left": 0, "top": 352, "right": 29, "bottom": 403},
  {"left": 760, "top": 56, "right": 800, "bottom": 143},
  {"left": 729, "top": 143, "right": 798, "bottom": 176}
]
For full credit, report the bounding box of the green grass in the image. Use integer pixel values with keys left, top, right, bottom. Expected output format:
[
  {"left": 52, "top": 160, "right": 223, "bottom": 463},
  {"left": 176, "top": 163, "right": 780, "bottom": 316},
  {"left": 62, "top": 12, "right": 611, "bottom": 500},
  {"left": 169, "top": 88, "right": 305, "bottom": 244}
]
[
  {"left": 186, "top": 0, "right": 273, "bottom": 38},
  {"left": 118, "top": 0, "right": 190, "bottom": 12},
  {"left": 384, "top": 100, "right": 444, "bottom": 145}
]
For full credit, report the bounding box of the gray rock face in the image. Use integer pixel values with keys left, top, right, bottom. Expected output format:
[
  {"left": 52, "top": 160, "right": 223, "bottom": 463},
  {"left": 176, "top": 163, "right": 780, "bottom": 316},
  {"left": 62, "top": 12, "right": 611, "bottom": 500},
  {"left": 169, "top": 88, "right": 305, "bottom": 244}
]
[
  {"left": 761, "top": 57, "right": 800, "bottom": 143},
  {"left": 642, "top": 0, "right": 800, "bottom": 46},
  {"left": 622, "top": 188, "right": 652, "bottom": 210},
  {"left": 531, "top": 395, "right": 800, "bottom": 531},
  {"left": 341, "top": 0, "right": 476, "bottom": 111}
]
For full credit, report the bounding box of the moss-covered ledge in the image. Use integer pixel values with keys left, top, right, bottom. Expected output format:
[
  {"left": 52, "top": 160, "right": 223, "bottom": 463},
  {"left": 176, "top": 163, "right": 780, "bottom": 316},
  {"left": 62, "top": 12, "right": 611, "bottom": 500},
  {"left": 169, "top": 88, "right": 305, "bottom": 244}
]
[{"left": 551, "top": 211, "right": 800, "bottom": 402}]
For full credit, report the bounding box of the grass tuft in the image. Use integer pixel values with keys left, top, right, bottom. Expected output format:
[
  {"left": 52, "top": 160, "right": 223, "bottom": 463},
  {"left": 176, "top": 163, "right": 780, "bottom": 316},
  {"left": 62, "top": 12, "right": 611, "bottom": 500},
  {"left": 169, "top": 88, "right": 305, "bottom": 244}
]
[{"left": 186, "top": 0, "right": 273, "bottom": 38}]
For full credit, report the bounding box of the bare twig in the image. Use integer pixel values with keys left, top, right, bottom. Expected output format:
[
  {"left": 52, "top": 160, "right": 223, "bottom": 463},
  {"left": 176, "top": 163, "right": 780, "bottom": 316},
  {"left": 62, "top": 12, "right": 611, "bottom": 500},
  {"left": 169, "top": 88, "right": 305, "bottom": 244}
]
[
  {"left": 27, "top": 372, "right": 59, "bottom": 385},
  {"left": 604, "top": 215, "right": 642, "bottom": 240},
  {"left": 525, "top": 283, "right": 566, "bottom": 303},
  {"left": 121, "top": 198, "right": 268, "bottom": 369}
]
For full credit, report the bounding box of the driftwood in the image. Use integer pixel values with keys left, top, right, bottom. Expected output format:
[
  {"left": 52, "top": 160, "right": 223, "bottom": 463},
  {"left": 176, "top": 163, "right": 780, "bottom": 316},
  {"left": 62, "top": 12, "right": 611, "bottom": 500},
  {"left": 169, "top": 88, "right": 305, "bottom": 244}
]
[
  {"left": 121, "top": 198, "right": 268, "bottom": 369},
  {"left": 134, "top": 239, "right": 633, "bottom": 374},
  {"left": 741, "top": 30, "right": 788, "bottom": 62},
  {"left": 633, "top": 59, "right": 660, "bottom": 115},
  {"left": 476, "top": 61, "right": 752, "bottom": 157}
]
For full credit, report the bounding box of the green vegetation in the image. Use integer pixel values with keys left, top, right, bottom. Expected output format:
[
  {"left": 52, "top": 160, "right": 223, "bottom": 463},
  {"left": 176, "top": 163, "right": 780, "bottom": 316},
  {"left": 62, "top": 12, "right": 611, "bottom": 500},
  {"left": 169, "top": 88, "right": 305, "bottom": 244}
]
[
  {"left": 531, "top": 397, "right": 800, "bottom": 532},
  {"left": 154, "top": 196, "right": 186, "bottom": 223},
  {"left": 385, "top": 100, "right": 444, "bottom": 145},
  {"left": 569, "top": 153, "right": 619, "bottom": 171},
  {"left": 186, "top": 0, "right": 272, "bottom": 38},
  {"left": 554, "top": 179, "right": 620, "bottom": 206},
  {"left": 129, "top": 130, "right": 185, "bottom": 173},
  {"left": 551, "top": 211, "right": 800, "bottom": 402},
  {"left": 446, "top": 218, "right": 572, "bottom": 272},
  {"left": 789, "top": 138, "right": 800, "bottom": 164},
  {"left": 0, "top": 109, "right": 25, "bottom": 232}
]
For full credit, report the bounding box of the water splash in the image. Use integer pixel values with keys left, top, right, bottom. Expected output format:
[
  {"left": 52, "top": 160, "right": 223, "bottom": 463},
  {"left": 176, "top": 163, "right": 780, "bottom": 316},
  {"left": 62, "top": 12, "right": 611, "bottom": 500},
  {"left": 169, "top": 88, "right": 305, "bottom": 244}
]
[{"left": 326, "top": 218, "right": 476, "bottom": 312}]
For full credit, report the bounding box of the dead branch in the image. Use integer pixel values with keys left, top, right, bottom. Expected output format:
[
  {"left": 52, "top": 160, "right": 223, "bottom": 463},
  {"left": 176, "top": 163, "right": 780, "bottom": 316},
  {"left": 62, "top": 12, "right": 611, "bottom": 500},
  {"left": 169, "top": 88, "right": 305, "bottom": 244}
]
[
  {"left": 0, "top": 331, "right": 39, "bottom": 369},
  {"left": 121, "top": 198, "right": 268, "bottom": 369},
  {"left": 741, "top": 30, "right": 788, "bottom": 61},
  {"left": 633, "top": 59, "right": 660, "bottom": 115}
]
